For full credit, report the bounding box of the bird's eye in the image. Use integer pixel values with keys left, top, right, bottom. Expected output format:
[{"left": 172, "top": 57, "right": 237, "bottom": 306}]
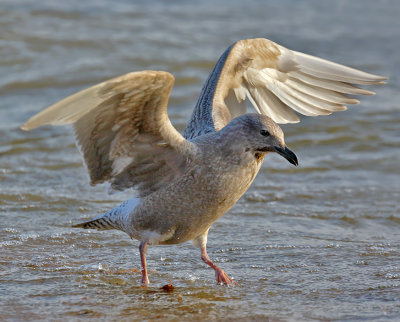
[{"left": 260, "top": 129, "right": 270, "bottom": 137}]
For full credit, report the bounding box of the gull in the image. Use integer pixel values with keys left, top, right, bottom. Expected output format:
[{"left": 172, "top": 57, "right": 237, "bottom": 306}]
[{"left": 22, "top": 38, "right": 386, "bottom": 285}]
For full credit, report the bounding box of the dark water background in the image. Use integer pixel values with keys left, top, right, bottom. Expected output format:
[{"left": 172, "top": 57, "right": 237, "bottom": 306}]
[{"left": 1, "top": 0, "right": 399, "bottom": 320}]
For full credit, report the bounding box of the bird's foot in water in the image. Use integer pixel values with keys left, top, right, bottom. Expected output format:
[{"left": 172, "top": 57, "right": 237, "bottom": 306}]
[
  {"left": 141, "top": 273, "right": 150, "bottom": 286},
  {"left": 214, "top": 266, "right": 238, "bottom": 286},
  {"left": 200, "top": 245, "right": 238, "bottom": 286}
]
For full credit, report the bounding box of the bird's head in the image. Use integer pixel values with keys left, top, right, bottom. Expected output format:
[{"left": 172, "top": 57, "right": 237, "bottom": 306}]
[{"left": 228, "top": 113, "right": 298, "bottom": 166}]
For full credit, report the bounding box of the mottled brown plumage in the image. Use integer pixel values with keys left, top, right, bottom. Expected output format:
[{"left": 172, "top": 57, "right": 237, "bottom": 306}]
[{"left": 22, "top": 38, "right": 385, "bottom": 285}]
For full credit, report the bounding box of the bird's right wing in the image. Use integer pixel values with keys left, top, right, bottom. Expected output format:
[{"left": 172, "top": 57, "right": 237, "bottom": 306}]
[
  {"left": 22, "top": 71, "right": 195, "bottom": 197},
  {"left": 184, "top": 38, "right": 386, "bottom": 139}
]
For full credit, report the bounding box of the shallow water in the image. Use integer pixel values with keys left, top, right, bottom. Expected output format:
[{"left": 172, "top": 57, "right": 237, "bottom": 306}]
[{"left": 1, "top": 0, "right": 400, "bottom": 320}]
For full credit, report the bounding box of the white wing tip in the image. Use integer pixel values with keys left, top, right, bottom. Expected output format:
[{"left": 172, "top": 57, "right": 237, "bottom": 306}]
[
  {"left": 361, "top": 89, "right": 376, "bottom": 96},
  {"left": 20, "top": 117, "right": 47, "bottom": 131},
  {"left": 20, "top": 123, "right": 31, "bottom": 131},
  {"left": 20, "top": 115, "right": 68, "bottom": 131},
  {"left": 293, "top": 50, "right": 387, "bottom": 85}
]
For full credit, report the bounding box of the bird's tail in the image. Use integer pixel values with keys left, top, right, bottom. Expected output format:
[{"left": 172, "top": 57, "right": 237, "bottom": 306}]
[
  {"left": 72, "top": 216, "right": 117, "bottom": 230},
  {"left": 72, "top": 198, "right": 140, "bottom": 231}
]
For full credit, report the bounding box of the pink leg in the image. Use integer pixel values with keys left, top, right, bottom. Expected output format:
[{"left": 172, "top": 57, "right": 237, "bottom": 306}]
[
  {"left": 201, "top": 246, "right": 238, "bottom": 286},
  {"left": 139, "top": 241, "right": 149, "bottom": 285}
]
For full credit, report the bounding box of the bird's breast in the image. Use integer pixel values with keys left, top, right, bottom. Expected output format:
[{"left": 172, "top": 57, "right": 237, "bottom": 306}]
[{"left": 130, "top": 154, "right": 263, "bottom": 245}]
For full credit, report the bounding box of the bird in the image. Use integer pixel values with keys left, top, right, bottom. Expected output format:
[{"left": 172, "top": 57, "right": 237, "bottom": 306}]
[{"left": 21, "top": 38, "right": 386, "bottom": 286}]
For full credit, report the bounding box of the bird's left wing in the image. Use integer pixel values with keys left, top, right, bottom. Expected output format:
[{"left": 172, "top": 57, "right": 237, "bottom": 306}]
[
  {"left": 183, "top": 38, "right": 386, "bottom": 139},
  {"left": 22, "top": 71, "right": 195, "bottom": 197}
]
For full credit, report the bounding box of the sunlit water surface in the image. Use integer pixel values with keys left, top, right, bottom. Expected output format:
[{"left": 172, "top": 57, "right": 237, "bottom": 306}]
[{"left": 1, "top": 0, "right": 399, "bottom": 320}]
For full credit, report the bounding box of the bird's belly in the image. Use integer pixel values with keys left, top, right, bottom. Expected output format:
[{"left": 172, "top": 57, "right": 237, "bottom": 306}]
[{"left": 130, "top": 161, "right": 261, "bottom": 245}]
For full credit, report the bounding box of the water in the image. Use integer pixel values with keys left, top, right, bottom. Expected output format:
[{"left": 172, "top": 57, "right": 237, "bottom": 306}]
[{"left": 1, "top": 0, "right": 400, "bottom": 320}]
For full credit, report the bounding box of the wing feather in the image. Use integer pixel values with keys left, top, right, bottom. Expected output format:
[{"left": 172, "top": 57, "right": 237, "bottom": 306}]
[
  {"left": 22, "top": 71, "right": 194, "bottom": 197},
  {"left": 245, "top": 86, "right": 299, "bottom": 123},
  {"left": 289, "top": 71, "right": 376, "bottom": 95},
  {"left": 188, "top": 38, "right": 386, "bottom": 130},
  {"left": 285, "top": 77, "right": 358, "bottom": 105},
  {"left": 266, "top": 80, "right": 332, "bottom": 116},
  {"left": 292, "top": 50, "right": 387, "bottom": 85}
]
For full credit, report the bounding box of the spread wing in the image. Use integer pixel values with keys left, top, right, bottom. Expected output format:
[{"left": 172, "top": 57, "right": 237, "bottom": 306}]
[
  {"left": 183, "top": 38, "right": 386, "bottom": 139},
  {"left": 22, "top": 71, "right": 194, "bottom": 197}
]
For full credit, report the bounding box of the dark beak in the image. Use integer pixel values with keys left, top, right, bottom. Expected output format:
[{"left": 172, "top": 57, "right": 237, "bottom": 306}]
[{"left": 275, "top": 146, "right": 298, "bottom": 166}]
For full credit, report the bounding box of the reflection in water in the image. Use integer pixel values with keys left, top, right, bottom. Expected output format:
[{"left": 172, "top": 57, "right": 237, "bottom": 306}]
[{"left": 1, "top": 0, "right": 399, "bottom": 320}]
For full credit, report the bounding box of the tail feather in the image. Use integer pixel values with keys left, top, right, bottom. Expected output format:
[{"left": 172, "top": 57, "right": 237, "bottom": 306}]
[
  {"left": 72, "top": 198, "right": 140, "bottom": 232},
  {"left": 72, "top": 216, "right": 117, "bottom": 230}
]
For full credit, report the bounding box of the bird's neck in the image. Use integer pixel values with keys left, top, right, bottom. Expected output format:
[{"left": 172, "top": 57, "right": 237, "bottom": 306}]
[{"left": 254, "top": 151, "right": 266, "bottom": 164}]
